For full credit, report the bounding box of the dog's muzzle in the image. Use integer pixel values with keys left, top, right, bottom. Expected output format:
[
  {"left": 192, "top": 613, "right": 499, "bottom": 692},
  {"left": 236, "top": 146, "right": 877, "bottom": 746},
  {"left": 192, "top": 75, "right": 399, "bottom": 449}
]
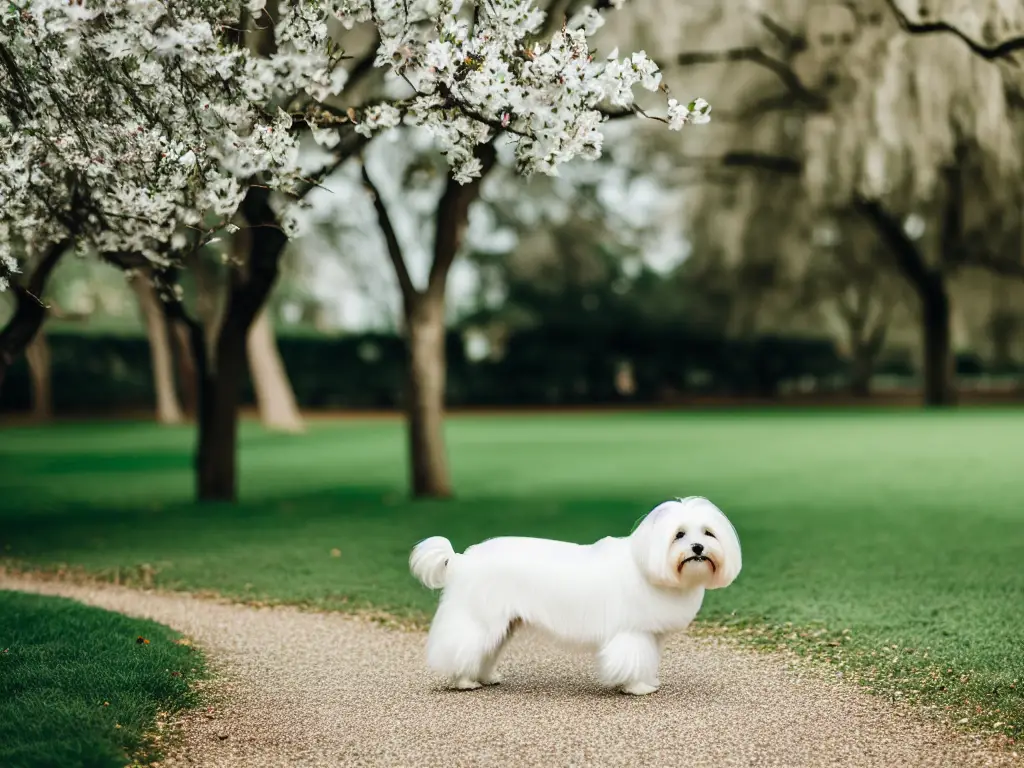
[{"left": 678, "top": 555, "right": 716, "bottom": 573}]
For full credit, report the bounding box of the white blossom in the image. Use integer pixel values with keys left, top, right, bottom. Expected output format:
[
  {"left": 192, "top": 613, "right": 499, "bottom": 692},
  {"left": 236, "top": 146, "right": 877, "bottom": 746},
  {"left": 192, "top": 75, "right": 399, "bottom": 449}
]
[
  {"left": 667, "top": 98, "right": 712, "bottom": 130},
  {"left": 0, "top": 0, "right": 711, "bottom": 291}
]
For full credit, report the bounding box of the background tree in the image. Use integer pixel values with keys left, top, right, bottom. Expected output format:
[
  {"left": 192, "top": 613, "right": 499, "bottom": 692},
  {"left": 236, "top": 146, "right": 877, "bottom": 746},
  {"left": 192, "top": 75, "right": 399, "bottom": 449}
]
[
  {"left": 129, "top": 270, "right": 186, "bottom": 426},
  {"left": 4, "top": 0, "right": 706, "bottom": 500},
  {"left": 305, "top": 10, "right": 712, "bottom": 497},
  {"left": 671, "top": 0, "right": 1024, "bottom": 405}
]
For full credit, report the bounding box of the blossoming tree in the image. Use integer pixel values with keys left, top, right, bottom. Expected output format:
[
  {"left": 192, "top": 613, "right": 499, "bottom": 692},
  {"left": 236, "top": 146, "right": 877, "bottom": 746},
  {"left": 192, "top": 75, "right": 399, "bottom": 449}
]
[{"left": 1, "top": 0, "right": 710, "bottom": 500}]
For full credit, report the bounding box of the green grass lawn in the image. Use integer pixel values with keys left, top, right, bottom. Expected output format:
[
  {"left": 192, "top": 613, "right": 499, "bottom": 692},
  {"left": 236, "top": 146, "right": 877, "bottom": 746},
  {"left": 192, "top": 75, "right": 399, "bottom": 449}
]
[
  {"left": 0, "top": 590, "right": 204, "bottom": 768},
  {"left": 1, "top": 410, "right": 1022, "bottom": 741}
]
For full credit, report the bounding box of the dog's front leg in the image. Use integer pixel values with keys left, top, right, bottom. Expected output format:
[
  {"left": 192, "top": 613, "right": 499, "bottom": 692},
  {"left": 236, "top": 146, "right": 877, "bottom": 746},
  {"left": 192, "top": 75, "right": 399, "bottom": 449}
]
[{"left": 596, "top": 632, "right": 661, "bottom": 695}]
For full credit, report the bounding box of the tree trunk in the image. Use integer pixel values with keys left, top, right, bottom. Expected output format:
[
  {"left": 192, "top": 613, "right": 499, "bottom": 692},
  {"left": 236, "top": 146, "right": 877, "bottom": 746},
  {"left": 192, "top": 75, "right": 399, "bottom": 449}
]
[
  {"left": 849, "top": 349, "right": 873, "bottom": 397},
  {"left": 853, "top": 198, "right": 957, "bottom": 408},
  {"left": 190, "top": 187, "right": 288, "bottom": 502},
  {"left": 361, "top": 143, "right": 496, "bottom": 500},
  {"left": 921, "top": 279, "right": 956, "bottom": 407},
  {"left": 131, "top": 274, "right": 185, "bottom": 425},
  {"left": 405, "top": 293, "right": 452, "bottom": 498},
  {"left": 193, "top": 251, "right": 223, "bottom": 359},
  {"left": 847, "top": 321, "right": 886, "bottom": 398},
  {"left": 24, "top": 330, "right": 52, "bottom": 420},
  {"left": 247, "top": 306, "right": 305, "bottom": 433},
  {"left": 170, "top": 319, "right": 198, "bottom": 416},
  {"left": 194, "top": 316, "right": 249, "bottom": 501},
  {"left": 0, "top": 240, "right": 69, "bottom": 396}
]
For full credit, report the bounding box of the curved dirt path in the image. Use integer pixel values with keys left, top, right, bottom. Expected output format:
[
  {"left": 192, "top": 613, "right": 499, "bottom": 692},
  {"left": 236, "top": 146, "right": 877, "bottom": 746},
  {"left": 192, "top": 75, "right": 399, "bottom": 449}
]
[{"left": 1, "top": 574, "right": 1015, "bottom": 768}]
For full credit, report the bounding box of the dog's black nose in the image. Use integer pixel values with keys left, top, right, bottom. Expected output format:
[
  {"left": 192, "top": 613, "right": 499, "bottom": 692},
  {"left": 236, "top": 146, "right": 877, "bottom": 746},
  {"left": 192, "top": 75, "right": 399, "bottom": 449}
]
[{"left": 691, "top": 543, "right": 704, "bottom": 555}]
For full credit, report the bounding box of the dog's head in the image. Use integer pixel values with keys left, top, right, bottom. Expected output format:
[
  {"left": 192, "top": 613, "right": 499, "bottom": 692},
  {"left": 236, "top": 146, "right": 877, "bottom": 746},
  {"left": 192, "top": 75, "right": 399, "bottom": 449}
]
[{"left": 630, "top": 497, "right": 741, "bottom": 590}]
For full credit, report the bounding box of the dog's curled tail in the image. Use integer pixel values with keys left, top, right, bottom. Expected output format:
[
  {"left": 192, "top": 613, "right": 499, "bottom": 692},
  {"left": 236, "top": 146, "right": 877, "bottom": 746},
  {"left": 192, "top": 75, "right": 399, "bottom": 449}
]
[{"left": 410, "top": 536, "right": 455, "bottom": 589}]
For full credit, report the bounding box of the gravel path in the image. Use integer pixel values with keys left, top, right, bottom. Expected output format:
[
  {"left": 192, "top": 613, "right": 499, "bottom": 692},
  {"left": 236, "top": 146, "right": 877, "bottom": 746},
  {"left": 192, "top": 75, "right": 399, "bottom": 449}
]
[{"left": 1, "top": 574, "right": 1015, "bottom": 768}]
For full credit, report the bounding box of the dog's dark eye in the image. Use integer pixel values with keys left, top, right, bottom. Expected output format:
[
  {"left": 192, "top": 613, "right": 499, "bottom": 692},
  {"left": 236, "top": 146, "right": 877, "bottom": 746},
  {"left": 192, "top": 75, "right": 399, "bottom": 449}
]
[
  {"left": 674, "top": 531, "right": 685, "bottom": 540},
  {"left": 704, "top": 530, "right": 717, "bottom": 538}
]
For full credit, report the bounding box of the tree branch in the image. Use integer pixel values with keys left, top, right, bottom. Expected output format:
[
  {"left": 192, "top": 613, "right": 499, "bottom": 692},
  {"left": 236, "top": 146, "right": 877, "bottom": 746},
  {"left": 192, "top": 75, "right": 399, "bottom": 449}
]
[
  {"left": 756, "top": 11, "right": 803, "bottom": 51},
  {"left": 676, "top": 47, "right": 827, "bottom": 109},
  {"left": 0, "top": 238, "right": 72, "bottom": 389},
  {"left": 360, "top": 161, "right": 417, "bottom": 306},
  {"left": 23, "top": 239, "right": 71, "bottom": 301},
  {"left": 233, "top": 186, "right": 288, "bottom": 334},
  {"left": 883, "top": 0, "right": 1024, "bottom": 60},
  {"left": 100, "top": 250, "right": 153, "bottom": 272},
  {"left": 427, "top": 142, "right": 499, "bottom": 298},
  {"left": 853, "top": 196, "right": 936, "bottom": 289}
]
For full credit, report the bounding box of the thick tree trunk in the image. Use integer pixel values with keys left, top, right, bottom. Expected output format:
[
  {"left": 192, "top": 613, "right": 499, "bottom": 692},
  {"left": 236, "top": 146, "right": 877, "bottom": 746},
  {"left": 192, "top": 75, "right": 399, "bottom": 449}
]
[
  {"left": 405, "top": 294, "right": 451, "bottom": 498},
  {"left": 921, "top": 279, "right": 956, "bottom": 407},
  {"left": 247, "top": 306, "right": 305, "bottom": 433},
  {"left": 191, "top": 187, "right": 288, "bottom": 502},
  {"left": 195, "top": 316, "right": 249, "bottom": 501},
  {"left": 854, "top": 197, "right": 957, "bottom": 408},
  {"left": 0, "top": 240, "right": 69, "bottom": 396},
  {"left": 131, "top": 274, "right": 185, "bottom": 425},
  {"left": 24, "top": 330, "right": 52, "bottom": 420}
]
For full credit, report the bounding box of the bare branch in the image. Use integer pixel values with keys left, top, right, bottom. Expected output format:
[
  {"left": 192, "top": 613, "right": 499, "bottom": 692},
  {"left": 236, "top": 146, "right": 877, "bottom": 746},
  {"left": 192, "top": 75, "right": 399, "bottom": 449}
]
[
  {"left": 676, "top": 47, "right": 827, "bottom": 109},
  {"left": 852, "top": 196, "right": 936, "bottom": 288},
  {"left": 360, "top": 161, "right": 417, "bottom": 305},
  {"left": 883, "top": 0, "right": 1024, "bottom": 61},
  {"left": 100, "top": 250, "right": 153, "bottom": 272},
  {"left": 756, "top": 12, "right": 803, "bottom": 51}
]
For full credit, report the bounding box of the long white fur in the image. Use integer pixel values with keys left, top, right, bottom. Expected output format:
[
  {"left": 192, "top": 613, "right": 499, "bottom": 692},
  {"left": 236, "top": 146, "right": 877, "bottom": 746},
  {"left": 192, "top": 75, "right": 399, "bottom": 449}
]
[{"left": 409, "top": 496, "right": 741, "bottom": 695}]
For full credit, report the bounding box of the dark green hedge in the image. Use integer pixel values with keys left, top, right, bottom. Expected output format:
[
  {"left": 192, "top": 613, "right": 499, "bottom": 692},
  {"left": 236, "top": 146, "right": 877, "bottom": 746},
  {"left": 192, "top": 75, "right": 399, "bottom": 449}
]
[{"left": 1, "top": 326, "right": 856, "bottom": 413}]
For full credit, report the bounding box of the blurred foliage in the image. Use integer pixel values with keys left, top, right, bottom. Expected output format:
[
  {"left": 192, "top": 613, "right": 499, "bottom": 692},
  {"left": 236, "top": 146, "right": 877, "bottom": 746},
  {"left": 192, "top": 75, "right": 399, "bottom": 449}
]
[{"left": 0, "top": 325, "right": 949, "bottom": 415}]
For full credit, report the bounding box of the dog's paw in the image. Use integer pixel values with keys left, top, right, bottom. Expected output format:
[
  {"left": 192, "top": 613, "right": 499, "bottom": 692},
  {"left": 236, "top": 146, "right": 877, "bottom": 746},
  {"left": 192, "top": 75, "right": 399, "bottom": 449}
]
[
  {"left": 621, "top": 682, "right": 659, "bottom": 696},
  {"left": 452, "top": 677, "right": 483, "bottom": 690},
  {"left": 481, "top": 672, "right": 502, "bottom": 686}
]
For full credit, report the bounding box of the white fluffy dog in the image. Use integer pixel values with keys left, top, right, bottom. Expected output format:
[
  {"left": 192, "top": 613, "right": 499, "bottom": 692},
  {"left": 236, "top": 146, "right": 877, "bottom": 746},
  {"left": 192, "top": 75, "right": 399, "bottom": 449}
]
[{"left": 409, "top": 496, "right": 741, "bottom": 695}]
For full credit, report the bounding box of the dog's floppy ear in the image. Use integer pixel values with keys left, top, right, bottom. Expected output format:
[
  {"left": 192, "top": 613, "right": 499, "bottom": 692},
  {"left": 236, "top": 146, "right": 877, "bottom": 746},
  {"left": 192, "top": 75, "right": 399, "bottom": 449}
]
[
  {"left": 630, "top": 500, "right": 680, "bottom": 587},
  {"left": 706, "top": 506, "right": 742, "bottom": 590}
]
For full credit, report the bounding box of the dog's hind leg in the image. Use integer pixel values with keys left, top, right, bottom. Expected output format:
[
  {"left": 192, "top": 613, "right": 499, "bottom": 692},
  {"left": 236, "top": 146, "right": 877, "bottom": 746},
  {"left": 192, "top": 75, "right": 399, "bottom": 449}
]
[
  {"left": 479, "top": 617, "right": 521, "bottom": 685},
  {"left": 596, "top": 632, "right": 661, "bottom": 695},
  {"left": 426, "top": 607, "right": 510, "bottom": 690}
]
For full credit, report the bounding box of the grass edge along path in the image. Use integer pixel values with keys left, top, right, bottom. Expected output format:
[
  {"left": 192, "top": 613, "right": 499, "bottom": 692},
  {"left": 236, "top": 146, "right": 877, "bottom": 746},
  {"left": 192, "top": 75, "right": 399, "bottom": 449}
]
[
  {"left": 0, "top": 588, "right": 207, "bottom": 768},
  {"left": 2, "top": 562, "right": 1020, "bottom": 759}
]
